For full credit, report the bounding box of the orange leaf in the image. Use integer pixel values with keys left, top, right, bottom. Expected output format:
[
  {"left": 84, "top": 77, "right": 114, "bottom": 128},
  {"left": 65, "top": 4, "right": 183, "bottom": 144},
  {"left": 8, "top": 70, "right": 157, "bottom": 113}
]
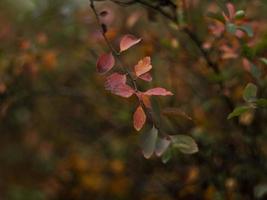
[
  {"left": 133, "top": 106, "right": 146, "bottom": 131},
  {"left": 96, "top": 52, "right": 115, "bottom": 74},
  {"left": 134, "top": 57, "right": 152, "bottom": 77},
  {"left": 144, "top": 87, "right": 173, "bottom": 96},
  {"left": 120, "top": 34, "right": 141, "bottom": 52}
]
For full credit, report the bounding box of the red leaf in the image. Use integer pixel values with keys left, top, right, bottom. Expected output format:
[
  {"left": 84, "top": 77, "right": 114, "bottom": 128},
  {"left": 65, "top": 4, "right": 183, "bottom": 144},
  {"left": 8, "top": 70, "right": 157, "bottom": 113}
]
[
  {"left": 133, "top": 106, "right": 146, "bottom": 131},
  {"left": 104, "top": 73, "right": 134, "bottom": 98},
  {"left": 96, "top": 52, "right": 115, "bottom": 74},
  {"left": 144, "top": 87, "right": 173, "bottom": 96},
  {"left": 120, "top": 34, "right": 141, "bottom": 52},
  {"left": 139, "top": 72, "right": 152, "bottom": 82},
  {"left": 111, "top": 84, "right": 134, "bottom": 98},
  {"left": 134, "top": 57, "right": 152, "bottom": 77},
  {"left": 105, "top": 73, "right": 126, "bottom": 90},
  {"left": 226, "top": 3, "right": 235, "bottom": 20}
]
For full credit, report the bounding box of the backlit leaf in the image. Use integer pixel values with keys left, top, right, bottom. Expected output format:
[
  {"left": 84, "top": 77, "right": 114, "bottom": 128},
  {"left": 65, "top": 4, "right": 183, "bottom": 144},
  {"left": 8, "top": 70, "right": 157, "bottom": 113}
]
[
  {"left": 134, "top": 57, "right": 152, "bottom": 77},
  {"left": 96, "top": 52, "right": 115, "bottom": 74},
  {"left": 133, "top": 106, "right": 146, "bottom": 131},
  {"left": 111, "top": 84, "right": 134, "bottom": 98},
  {"left": 140, "top": 126, "right": 158, "bottom": 159},
  {"left": 120, "top": 34, "right": 141, "bottom": 52},
  {"left": 227, "top": 106, "right": 252, "bottom": 119},
  {"left": 144, "top": 87, "right": 173, "bottom": 96},
  {"left": 170, "top": 135, "right": 198, "bottom": 154}
]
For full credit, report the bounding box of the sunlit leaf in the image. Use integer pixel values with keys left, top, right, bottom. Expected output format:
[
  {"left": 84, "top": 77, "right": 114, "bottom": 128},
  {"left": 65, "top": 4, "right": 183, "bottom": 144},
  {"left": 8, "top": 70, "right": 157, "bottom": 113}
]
[
  {"left": 134, "top": 57, "right": 152, "bottom": 77},
  {"left": 155, "top": 137, "right": 171, "bottom": 157},
  {"left": 227, "top": 106, "right": 252, "bottom": 119},
  {"left": 144, "top": 87, "right": 173, "bottom": 96},
  {"left": 96, "top": 52, "right": 115, "bottom": 74},
  {"left": 260, "top": 58, "right": 267, "bottom": 65},
  {"left": 235, "top": 10, "right": 245, "bottom": 19},
  {"left": 133, "top": 106, "right": 146, "bottom": 131},
  {"left": 243, "top": 83, "right": 257, "bottom": 102},
  {"left": 170, "top": 135, "right": 198, "bottom": 154},
  {"left": 120, "top": 34, "right": 141, "bottom": 52},
  {"left": 140, "top": 126, "right": 158, "bottom": 159}
]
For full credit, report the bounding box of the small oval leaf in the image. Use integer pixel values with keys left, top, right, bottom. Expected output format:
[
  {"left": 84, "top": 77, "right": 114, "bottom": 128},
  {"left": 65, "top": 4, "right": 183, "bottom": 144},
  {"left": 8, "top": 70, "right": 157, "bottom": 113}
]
[
  {"left": 144, "top": 87, "right": 173, "bottom": 96},
  {"left": 96, "top": 52, "right": 115, "bottom": 74},
  {"left": 170, "top": 135, "right": 198, "bottom": 154},
  {"left": 120, "top": 34, "right": 141, "bottom": 52},
  {"left": 243, "top": 83, "right": 257, "bottom": 102},
  {"left": 155, "top": 137, "right": 171, "bottom": 157},
  {"left": 134, "top": 57, "right": 152, "bottom": 77},
  {"left": 227, "top": 106, "right": 252, "bottom": 119},
  {"left": 140, "top": 126, "right": 158, "bottom": 159},
  {"left": 133, "top": 106, "right": 146, "bottom": 131}
]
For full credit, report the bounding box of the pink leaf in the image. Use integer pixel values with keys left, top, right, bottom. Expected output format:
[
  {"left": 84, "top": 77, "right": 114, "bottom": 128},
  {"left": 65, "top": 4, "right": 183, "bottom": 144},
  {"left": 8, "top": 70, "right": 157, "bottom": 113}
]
[
  {"left": 133, "top": 106, "right": 146, "bottom": 131},
  {"left": 96, "top": 52, "right": 115, "bottom": 74},
  {"left": 111, "top": 84, "right": 134, "bottom": 98},
  {"left": 144, "top": 87, "right": 173, "bottom": 96},
  {"left": 104, "top": 73, "right": 126, "bottom": 90},
  {"left": 139, "top": 72, "right": 152, "bottom": 82},
  {"left": 226, "top": 3, "right": 235, "bottom": 20},
  {"left": 120, "top": 34, "right": 141, "bottom": 52},
  {"left": 134, "top": 57, "right": 152, "bottom": 77}
]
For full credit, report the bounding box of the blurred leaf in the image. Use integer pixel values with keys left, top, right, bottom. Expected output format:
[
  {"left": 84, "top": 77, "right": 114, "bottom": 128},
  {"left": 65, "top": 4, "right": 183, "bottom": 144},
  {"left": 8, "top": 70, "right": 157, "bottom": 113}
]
[
  {"left": 260, "top": 57, "right": 267, "bottom": 65},
  {"left": 243, "top": 83, "right": 257, "bottom": 102},
  {"left": 155, "top": 137, "right": 171, "bottom": 157},
  {"left": 170, "top": 135, "right": 198, "bottom": 154},
  {"left": 235, "top": 10, "right": 245, "bottom": 19},
  {"left": 254, "top": 184, "right": 267, "bottom": 199},
  {"left": 226, "top": 23, "right": 237, "bottom": 34},
  {"left": 250, "top": 64, "right": 261, "bottom": 80},
  {"left": 144, "top": 87, "right": 173, "bottom": 96},
  {"left": 238, "top": 25, "right": 254, "bottom": 37},
  {"left": 227, "top": 106, "right": 252, "bottom": 119},
  {"left": 140, "top": 126, "right": 158, "bottom": 159},
  {"left": 161, "top": 146, "right": 172, "bottom": 164},
  {"left": 206, "top": 12, "right": 225, "bottom": 22},
  {"left": 255, "top": 98, "right": 267, "bottom": 107}
]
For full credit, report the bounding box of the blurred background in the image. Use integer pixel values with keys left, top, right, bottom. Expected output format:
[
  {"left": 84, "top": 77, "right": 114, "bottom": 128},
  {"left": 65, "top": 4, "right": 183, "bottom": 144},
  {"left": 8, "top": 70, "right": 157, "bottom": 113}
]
[{"left": 0, "top": 0, "right": 267, "bottom": 199}]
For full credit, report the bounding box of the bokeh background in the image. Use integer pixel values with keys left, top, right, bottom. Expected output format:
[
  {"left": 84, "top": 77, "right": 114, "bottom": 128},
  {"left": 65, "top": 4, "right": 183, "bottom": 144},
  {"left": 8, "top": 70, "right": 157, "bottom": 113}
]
[{"left": 0, "top": 0, "right": 267, "bottom": 199}]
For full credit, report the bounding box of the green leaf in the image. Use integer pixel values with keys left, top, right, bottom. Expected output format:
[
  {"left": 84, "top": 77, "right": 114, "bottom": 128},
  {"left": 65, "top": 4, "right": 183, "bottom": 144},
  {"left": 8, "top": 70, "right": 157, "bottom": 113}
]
[
  {"left": 161, "top": 147, "right": 172, "bottom": 164},
  {"left": 226, "top": 23, "right": 237, "bottom": 34},
  {"left": 227, "top": 106, "right": 252, "bottom": 119},
  {"left": 243, "top": 83, "right": 258, "bottom": 102},
  {"left": 260, "top": 58, "right": 267, "bottom": 65},
  {"left": 155, "top": 137, "right": 171, "bottom": 157},
  {"left": 238, "top": 25, "right": 254, "bottom": 37},
  {"left": 251, "top": 64, "right": 261, "bottom": 80},
  {"left": 235, "top": 10, "right": 245, "bottom": 19},
  {"left": 255, "top": 98, "right": 267, "bottom": 107},
  {"left": 170, "top": 135, "right": 198, "bottom": 154},
  {"left": 140, "top": 126, "right": 158, "bottom": 159}
]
